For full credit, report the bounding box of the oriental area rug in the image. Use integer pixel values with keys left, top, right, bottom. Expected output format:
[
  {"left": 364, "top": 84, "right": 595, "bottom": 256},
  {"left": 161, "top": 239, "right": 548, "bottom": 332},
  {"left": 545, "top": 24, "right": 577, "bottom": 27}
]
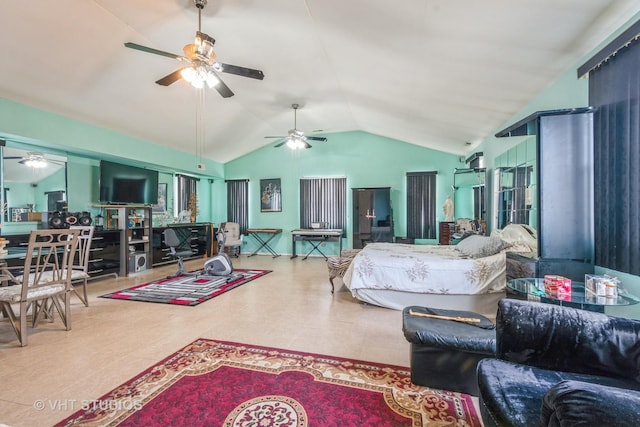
[
  {"left": 54, "top": 339, "right": 482, "bottom": 427},
  {"left": 100, "top": 269, "right": 271, "bottom": 306}
]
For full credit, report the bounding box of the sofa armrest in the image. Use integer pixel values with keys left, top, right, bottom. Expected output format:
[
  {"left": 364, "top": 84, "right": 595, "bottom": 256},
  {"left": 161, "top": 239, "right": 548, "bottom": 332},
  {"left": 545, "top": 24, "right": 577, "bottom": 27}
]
[
  {"left": 496, "top": 299, "right": 640, "bottom": 378},
  {"left": 541, "top": 380, "right": 640, "bottom": 426}
]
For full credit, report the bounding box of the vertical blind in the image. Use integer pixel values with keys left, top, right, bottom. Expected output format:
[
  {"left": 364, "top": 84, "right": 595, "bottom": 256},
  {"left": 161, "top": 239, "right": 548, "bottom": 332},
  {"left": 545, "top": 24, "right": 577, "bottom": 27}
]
[
  {"left": 299, "top": 177, "right": 346, "bottom": 233},
  {"left": 226, "top": 179, "right": 249, "bottom": 233},
  {"left": 588, "top": 34, "right": 640, "bottom": 275},
  {"left": 176, "top": 174, "right": 198, "bottom": 213},
  {"left": 406, "top": 172, "right": 437, "bottom": 239}
]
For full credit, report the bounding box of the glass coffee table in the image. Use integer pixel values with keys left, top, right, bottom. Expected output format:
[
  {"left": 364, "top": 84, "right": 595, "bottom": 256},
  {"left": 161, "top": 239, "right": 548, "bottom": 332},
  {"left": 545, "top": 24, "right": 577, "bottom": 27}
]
[{"left": 507, "top": 277, "right": 640, "bottom": 312}]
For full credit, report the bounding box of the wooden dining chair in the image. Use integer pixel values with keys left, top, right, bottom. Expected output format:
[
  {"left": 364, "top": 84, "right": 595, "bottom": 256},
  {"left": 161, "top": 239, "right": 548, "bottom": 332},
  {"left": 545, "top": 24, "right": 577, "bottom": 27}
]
[
  {"left": 69, "top": 225, "right": 95, "bottom": 306},
  {"left": 0, "top": 229, "right": 80, "bottom": 346}
]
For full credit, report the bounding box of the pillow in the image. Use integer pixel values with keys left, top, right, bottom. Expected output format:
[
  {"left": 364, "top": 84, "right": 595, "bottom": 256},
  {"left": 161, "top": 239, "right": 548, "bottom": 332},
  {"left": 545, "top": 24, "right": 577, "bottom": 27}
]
[{"left": 455, "top": 235, "right": 510, "bottom": 258}]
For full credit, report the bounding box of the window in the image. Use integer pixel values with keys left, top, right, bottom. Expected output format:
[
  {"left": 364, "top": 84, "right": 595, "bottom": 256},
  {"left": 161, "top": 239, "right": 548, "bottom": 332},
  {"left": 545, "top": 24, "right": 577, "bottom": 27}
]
[
  {"left": 581, "top": 19, "right": 640, "bottom": 275},
  {"left": 176, "top": 174, "right": 198, "bottom": 213},
  {"left": 299, "top": 177, "right": 346, "bottom": 232},
  {"left": 225, "top": 179, "right": 249, "bottom": 233},
  {"left": 406, "top": 171, "right": 437, "bottom": 239}
]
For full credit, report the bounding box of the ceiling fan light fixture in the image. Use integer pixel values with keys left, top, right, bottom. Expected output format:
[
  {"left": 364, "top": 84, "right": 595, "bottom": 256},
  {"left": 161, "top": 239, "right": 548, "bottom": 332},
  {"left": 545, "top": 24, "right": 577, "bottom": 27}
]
[
  {"left": 181, "top": 67, "right": 196, "bottom": 82},
  {"left": 22, "top": 152, "right": 47, "bottom": 168},
  {"left": 181, "top": 65, "right": 218, "bottom": 89},
  {"left": 205, "top": 71, "right": 219, "bottom": 88},
  {"left": 286, "top": 137, "right": 306, "bottom": 150}
]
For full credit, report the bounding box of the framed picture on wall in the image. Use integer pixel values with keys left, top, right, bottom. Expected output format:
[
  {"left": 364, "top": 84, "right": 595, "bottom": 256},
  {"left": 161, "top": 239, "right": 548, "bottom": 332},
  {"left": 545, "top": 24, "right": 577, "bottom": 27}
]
[
  {"left": 260, "top": 178, "right": 282, "bottom": 212},
  {"left": 153, "top": 183, "right": 167, "bottom": 212}
]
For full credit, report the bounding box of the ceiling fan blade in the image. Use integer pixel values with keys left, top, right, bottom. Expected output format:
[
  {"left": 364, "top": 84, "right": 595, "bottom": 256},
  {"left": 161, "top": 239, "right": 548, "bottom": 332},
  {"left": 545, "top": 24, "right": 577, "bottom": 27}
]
[
  {"left": 156, "top": 69, "right": 185, "bottom": 86},
  {"left": 212, "top": 73, "right": 234, "bottom": 98},
  {"left": 273, "top": 140, "right": 287, "bottom": 147},
  {"left": 218, "top": 63, "right": 265, "bottom": 80},
  {"left": 307, "top": 136, "right": 327, "bottom": 142},
  {"left": 265, "top": 136, "right": 286, "bottom": 139},
  {"left": 303, "top": 141, "right": 312, "bottom": 149},
  {"left": 124, "top": 42, "right": 183, "bottom": 60},
  {"left": 3, "top": 156, "right": 22, "bottom": 159}
]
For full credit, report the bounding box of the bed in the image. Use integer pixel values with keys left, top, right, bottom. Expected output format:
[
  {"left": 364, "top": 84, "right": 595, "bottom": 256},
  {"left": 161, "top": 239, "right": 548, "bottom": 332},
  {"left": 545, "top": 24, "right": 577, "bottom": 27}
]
[{"left": 342, "top": 236, "right": 513, "bottom": 317}]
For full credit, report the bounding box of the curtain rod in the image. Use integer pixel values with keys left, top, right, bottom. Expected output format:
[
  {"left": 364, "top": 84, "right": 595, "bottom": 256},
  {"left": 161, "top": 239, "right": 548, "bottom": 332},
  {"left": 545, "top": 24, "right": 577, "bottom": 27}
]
[{"left": 577, "top": 18, "right": 640, "bottom": 78}]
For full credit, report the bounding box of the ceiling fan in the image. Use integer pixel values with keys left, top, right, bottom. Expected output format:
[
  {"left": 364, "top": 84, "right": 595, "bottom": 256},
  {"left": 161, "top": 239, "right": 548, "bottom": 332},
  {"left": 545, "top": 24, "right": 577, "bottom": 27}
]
[
  {"left": 124, "top": 0, "right": 264, "bottom": 98},
  {"left": 4, "top": 152, "right": 65, "bottom": 168},
  {"left": 266, "top": 104, "right": 328, "bottom": 149}
]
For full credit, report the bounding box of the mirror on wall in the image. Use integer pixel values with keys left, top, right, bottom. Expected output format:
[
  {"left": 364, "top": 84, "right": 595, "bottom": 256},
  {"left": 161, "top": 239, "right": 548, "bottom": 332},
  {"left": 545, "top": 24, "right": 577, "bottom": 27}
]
[
  {"left": 2, "top": 146, "right": 67, "bottom": 222},
  {"left": 492, "top": 137, "right": 537, "bottom": 231},
  {"left": 453, "top": 167, "right": 486, "bottom": 222},
  {"left": 494, "top": 165, "right": 534, "bottom": 230}
]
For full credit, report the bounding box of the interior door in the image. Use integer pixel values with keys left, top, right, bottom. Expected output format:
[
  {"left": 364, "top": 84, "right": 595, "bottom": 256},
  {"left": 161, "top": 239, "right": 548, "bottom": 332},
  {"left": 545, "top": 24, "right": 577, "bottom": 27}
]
[{"left": 353, "top": 189, "right": 373, "bottom": 249}]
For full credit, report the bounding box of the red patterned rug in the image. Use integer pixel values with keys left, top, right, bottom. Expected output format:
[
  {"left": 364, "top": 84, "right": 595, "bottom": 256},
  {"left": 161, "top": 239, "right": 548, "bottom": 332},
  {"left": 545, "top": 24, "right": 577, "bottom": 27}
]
[
  {"left": 100, "top": 269, "right": 271, "bottom": 306},
  {"left": 54, "top": 339, "right": 482, "bottom": 427}
]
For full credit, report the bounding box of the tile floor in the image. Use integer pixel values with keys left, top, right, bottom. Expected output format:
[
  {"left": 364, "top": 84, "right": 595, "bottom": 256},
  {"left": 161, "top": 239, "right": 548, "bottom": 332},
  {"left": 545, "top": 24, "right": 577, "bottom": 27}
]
[{"left": 0, "top": 254, "right": 413, "bottom": 426}]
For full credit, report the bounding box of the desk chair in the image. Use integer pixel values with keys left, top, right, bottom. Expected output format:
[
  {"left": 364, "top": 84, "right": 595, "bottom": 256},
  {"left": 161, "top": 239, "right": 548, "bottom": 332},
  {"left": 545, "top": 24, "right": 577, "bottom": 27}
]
[
  {"left": 163, "top": 228, "right": 196, "bottom": 277},
  {"left": 0, "top": 229, "right": 80, "bottom": 346}
]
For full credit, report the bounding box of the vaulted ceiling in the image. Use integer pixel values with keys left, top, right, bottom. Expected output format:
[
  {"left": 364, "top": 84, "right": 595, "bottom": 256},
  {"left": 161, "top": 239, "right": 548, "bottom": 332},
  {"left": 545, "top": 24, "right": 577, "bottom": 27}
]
[{"left": 0, "top": 0, "right": 638, "bottom": 163}]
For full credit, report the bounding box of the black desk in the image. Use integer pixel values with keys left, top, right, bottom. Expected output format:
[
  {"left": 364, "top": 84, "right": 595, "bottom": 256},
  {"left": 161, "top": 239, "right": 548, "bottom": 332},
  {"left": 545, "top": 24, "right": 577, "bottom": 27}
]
[
  {"left": 291, "top": 229, "right": 342, "bottom": 260},
  {"left": 246, "top": 228, "right": 282, "bottom": 258}
]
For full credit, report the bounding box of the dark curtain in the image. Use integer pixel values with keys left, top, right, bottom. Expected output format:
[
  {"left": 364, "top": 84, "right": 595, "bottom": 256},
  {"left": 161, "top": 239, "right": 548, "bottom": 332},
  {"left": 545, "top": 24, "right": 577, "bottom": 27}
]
[
  {"left": 589, "top": 36, "right": 640, "bottom": 275},
  {"left": 473, "top": 185, "right": 485, "bottom": 220},
  {"left": 225, "top": 179, "right": 249, "bottom": 234},
  {"left": 512, "top": 166, "right": 531, "bottom": 225},
  {"left": 406, "top": 172, "right": 437, "bottom": 239},
  {"left": 299, "top": 177, "right": 347, "bottom": 233},
  {"left": 176, "top": 174, "right": 198, "bottom": 213}
]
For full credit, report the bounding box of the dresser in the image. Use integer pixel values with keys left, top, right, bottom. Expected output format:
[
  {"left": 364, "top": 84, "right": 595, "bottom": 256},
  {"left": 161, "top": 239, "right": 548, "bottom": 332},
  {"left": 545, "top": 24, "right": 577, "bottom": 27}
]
[{"left": 439, "top": 221, "right": 455, "bottom": 245}]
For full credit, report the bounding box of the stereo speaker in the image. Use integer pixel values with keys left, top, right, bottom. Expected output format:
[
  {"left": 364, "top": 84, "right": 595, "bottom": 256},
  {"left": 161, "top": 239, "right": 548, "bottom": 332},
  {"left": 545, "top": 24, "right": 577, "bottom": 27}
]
[
  {"left": 129, "top": 252, "right": 147, "bottom": 273},
  {"left": 77, "top": 211, "right": 92, "bottom": 226},
  {"left": 65, "top": 213, "right": 78, "bottom": 226},
  {"left": 46, "top": 211, "right": 66, "bottom": 229}
]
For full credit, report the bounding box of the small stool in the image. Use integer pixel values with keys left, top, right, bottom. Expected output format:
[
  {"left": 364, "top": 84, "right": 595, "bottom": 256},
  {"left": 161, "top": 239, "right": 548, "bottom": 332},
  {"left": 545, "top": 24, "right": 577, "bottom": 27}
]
[
  {"left": 326, "top": 249, "right": 361, "bottom": 293},
  {"left": 402, "top": 306, "right": 496, "bottom": 396}
]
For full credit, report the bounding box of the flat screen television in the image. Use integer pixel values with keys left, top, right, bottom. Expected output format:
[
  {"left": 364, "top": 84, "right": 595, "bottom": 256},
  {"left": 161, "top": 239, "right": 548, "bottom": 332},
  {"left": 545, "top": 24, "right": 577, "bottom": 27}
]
[{"left": 99, "top": 160, "right": 159, "bottom": 205}]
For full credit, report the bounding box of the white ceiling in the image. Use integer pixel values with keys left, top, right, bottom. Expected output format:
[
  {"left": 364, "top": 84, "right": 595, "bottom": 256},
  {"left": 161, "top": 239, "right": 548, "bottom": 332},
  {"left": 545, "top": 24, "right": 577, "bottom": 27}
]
[{"left": 0, "top": 0, "right": 638, "bottom": 164}]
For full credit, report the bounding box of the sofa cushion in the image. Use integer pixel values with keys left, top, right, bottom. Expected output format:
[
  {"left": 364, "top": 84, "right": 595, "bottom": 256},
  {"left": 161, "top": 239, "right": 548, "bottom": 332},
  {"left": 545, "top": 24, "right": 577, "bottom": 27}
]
[
  {"left": 478, "top": 358, "right": 640, "bottom": 427},
  {"left": 496, "top": 299, "right": 640, "bottom": 379},
  {"left": 541, "top": 380, "right": 640, "bottom": 427}
]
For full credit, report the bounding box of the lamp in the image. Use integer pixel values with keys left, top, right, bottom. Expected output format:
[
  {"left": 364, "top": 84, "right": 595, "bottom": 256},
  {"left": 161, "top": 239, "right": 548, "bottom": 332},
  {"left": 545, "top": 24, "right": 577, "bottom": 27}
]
[{"left": 21, "top": 152, "right": 47, "bottom": 168}]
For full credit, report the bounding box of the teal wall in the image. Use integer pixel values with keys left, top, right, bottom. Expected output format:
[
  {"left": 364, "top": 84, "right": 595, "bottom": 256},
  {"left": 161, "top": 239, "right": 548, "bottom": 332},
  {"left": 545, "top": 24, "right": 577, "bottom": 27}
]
[
  {"left": 0, "top": 97, "right": 225, "bottom": 227},
  {"left": 0, "top": 98, "right": 225, "bottom": 178},
  {"left": 0, "top": 98, "right": 464, "bottom": 255},
  {"left": 225, "top": 130, "right": 463, "bottom": 255}
]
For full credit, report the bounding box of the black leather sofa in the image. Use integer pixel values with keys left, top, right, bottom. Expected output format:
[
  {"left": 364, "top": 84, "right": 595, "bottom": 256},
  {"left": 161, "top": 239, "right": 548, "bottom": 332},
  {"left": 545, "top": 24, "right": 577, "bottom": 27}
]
[{"left": 477, "top": 299, "right": 640, "bottom": 427}]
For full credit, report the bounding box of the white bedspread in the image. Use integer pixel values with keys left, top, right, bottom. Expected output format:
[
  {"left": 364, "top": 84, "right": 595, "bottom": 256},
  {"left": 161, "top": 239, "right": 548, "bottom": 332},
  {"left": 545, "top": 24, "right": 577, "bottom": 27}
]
[{"left": 343, "top": 243, "right": 505, "bottom": 295}]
